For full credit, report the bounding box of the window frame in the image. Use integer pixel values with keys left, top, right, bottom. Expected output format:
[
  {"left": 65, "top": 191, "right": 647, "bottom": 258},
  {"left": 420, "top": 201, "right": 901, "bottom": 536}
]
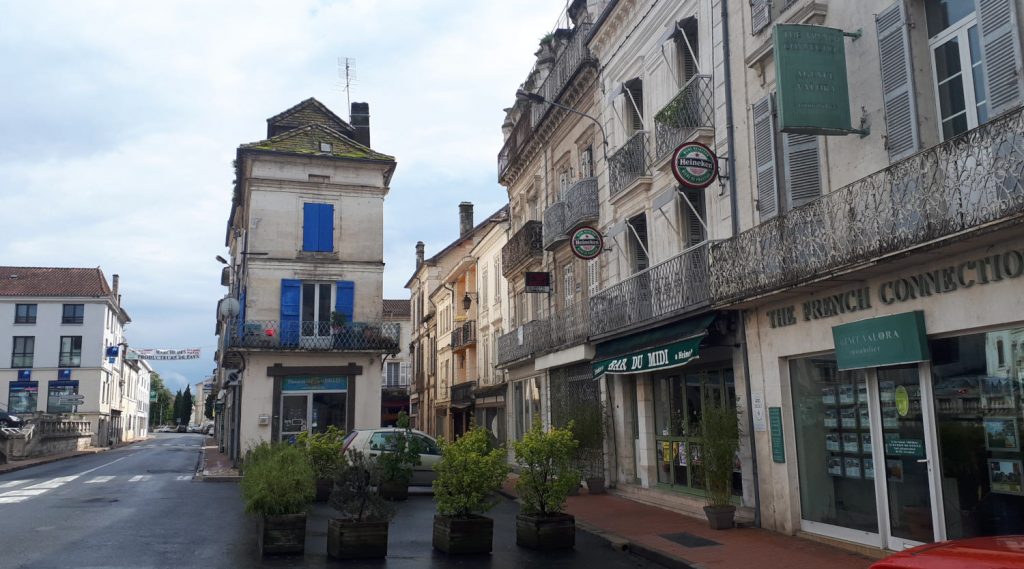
[
  {"left": 59, "top": 336, "right": 83, "bottom": 368},
  {"left": 12, "top": 336, "right": 34, "bottom": 368},
  {"left": 927, "top": 12, "right": 986, "bottom": 141},
  {"left": 15, "top": 304, "right": 37, "bottom": 324},
  {"left": 62, "top": 304, "right": 85, "bottom": 325}
]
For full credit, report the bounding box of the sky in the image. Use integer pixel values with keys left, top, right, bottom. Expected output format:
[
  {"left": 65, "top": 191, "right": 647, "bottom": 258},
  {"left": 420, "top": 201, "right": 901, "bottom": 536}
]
[{"left": 0, "top": 0, "right": 564, "bottom": 393}]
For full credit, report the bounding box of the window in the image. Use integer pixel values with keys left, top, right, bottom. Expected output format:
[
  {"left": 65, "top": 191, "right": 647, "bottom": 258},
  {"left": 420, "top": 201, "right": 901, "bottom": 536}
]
[
  {"left": 480, "top": 266, "right": 489, "bottom": 310},
  {"left": 302, "top": 202, "right": 335, "bottom": 252},
  {"left": 624, "top": 79, "right": 644, "bottom": 135},
  {"left": 563, "top": 263, "right": 576, "bottom": 307},
  {"left": 59, "top": 336, "right": 82, "bottom": 367},
  {"left": 62, "top": 304, "right": 84, "bottom": 324},
  {"left": 15, "top": 304, "right": 36, "bottom": 324},
  {"left": 513, "top": 377, "right": 542, "bottom": 440},
  {"left": 308, "top": 174, "right": 330, "bottom": 183},
  {"left": 680, "top": 188, "right": 706, "bottom": 247},
  {"left": 927, "top": 2, "right": 987, "bottom": 139},
  {"left": 627, "top": 213, "right": 649, "bottom": 273},
  {"left": 580, "top": 145, "right": 594, "bottom": 179},
  {"left": 386, "top": 362, "right": 401, "bottom": 387},
  {"left": 12, "top": 336, "right": 34, "bottom": 368},
  {"left": 674, "top": 18, "right": 699, "bottom": 87},
  {"left": 319, "top": 142, "right": 333, "bottom": 153},
  {"left": 301, "top": 283, "right": 333, "bottom": 337},
  {"left": 493, "top": 258, "right": 501, "bottom": 305},
  {"left": 557, "top": 164, "right": 573, "bottom": 200}
]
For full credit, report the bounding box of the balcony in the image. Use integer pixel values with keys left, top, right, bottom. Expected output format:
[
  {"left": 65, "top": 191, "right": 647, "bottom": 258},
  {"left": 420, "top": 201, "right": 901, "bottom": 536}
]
[
  {"left": 496, "top": 319, "right": 551, "bottom": 366},
  {"left": 565, "top": 177, "right": 599, "bottom": 231},
  {"left": 450, "top": 381, "right": 477, "bottom": 407},
  {"left": 498, "top": 109, "right": 533, "bottom": 180},
  {"left": 223, "top": 319, "right": 401, "bottom": 353},
  {"left": 548, "top": 299, "right": 591, "bottom": 350},
  {"left": 654, "top": 74, "right": 714, "bottom": 160},
  {"left": 609, "top": 131, "right": 648, "bottom": 198},
  {"left": 590, "top": 242, "right": 711, "bottom": 337},
  {"left": 450, "top": 320, "right": 476, "bottom": 350},
  {"left": 543, "top": 202, "right": 568, "bottom": 250},
  {"left": 710, "top": 107, "right": 1024, "bottom": 304},
  {"left": 531, "top": 22, "right": 596, "bottom": 128},
  {"left": 502, "top": 220, "right": 543, "bottom": 277}
]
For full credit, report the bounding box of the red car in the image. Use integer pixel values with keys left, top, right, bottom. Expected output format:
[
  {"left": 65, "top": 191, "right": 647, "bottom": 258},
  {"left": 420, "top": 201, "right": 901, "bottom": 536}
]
[{"left": 870, "top": 537, "right": 1024, "bottom": 569}]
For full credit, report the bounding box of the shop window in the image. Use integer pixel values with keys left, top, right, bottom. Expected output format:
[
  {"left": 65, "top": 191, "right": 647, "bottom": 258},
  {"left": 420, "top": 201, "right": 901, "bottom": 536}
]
[{"left": 513, "top": 377, "right": 541, "bottom": 440}]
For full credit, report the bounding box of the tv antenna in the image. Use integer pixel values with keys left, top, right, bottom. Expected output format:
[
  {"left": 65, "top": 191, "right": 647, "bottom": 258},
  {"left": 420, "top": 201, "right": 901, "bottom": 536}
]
[{"left": 338, "top": 57, "right": 356, "bottom": 109}]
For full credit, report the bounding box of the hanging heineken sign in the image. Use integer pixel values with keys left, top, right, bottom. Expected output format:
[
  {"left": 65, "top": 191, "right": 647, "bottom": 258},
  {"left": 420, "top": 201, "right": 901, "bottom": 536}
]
[
  {"left": 570, "top": 226, "right": 603, "bottom": 260},
  {"left": 671, "top": 141, "right": 718, "bottom": 189}
]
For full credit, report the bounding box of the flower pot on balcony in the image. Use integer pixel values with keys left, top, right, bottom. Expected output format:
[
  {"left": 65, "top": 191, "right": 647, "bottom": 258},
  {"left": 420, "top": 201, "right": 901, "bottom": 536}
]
[
  {"left": 516, "top": 513, "right": 575, "bottom": 550},
  {"left": 327, "top": 518, "right": 389, "bottom": 560},
  {"left": 257, "top": 513, "right": 307, "bottom": 556},
  {"left": 433, "top": 514, "right": 493, "bottom": 554}
]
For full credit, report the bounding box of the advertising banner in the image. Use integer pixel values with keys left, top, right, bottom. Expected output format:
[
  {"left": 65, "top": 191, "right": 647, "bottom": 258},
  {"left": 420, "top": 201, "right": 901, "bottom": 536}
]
[
  {"left": 133, "top": 348, "right": 201, "bottom": 360},
  {"left": 8, "top": 382, "right": 38, "bottom": 414}
]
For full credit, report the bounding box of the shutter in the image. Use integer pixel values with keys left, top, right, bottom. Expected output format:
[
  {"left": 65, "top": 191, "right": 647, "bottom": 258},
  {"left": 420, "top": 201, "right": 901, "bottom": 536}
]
[
  {"left": 782, "top": 133, "right": 822, "bottom": 208},
  {"left": 629, "top": 216, "right": 649, "bottom": 271},
  {"left": 625, "top": 81, "right": 644, "bottom": 132},
  {"left": 977, "top": 0, "right": 1024, "bottom": 116},
  {"left": 280, "top": 279, "right": 301, "bottom": 346},
  {"left": 564, "top": 264, "right": 575, "bottom": 306},
  {"left": 319, "top": 204, "right": 334, "bottom": 252},
  {"left": 302, "top": 203, "right": 319, "bottom": 251},
  {"left": 683, "top": 188, "right": 707, "bottom": 246},
  {"left": 401, "top": 362, "right": 410, "bottom": 386},
  {"left": 876, "top": 1, "right": 920, "bottom": 162},
  {"left": 588, "top": 258, "right": 600, "bottom": 297},
  {"left": 752, "top": 95, "right": 779, "bottom": 220},
  {"left": 751, "top": 0, "right": 772, "bottom": 34},
  {"left": 335, "top": 281, "right": 355, "bottom": 324}
]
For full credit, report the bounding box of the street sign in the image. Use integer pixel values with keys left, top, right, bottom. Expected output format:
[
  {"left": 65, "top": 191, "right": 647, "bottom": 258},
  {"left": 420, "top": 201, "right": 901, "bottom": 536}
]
[
  {"left": 524, "top": 272, "right": 551, "bottom": 293},
  {"left": 59, "top": 397, "right": 85, "bottom": 405}
]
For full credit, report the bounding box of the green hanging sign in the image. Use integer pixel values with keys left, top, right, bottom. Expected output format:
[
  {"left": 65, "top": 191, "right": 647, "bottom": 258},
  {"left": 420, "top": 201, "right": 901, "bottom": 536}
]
[
  {"left": 592, "top": 335, "right": 702, "bottom": 376},
  {"left": 832, "top": 311, "right": 929, "bottom": 371},
  {"left": 774, "top": 24, "right": 858, "bottom": 135}
]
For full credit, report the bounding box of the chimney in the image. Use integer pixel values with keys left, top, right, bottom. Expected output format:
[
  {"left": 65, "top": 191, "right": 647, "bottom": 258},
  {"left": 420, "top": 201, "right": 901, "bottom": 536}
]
[
  {"left": 350, "top": 102, "right": 370, "bottom": 148},
  {"left": 415, "top": 241, "right": 425, "bottom": 267},
  {"left": 112, "top": 274, "right": 119, "bottom": 296},
  {"left": 459, "top": 202, "right": 474, "bottom": 237}
]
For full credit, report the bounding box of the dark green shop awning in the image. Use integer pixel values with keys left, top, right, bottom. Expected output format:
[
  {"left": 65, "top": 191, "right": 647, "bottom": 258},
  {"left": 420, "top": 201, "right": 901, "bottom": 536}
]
[{"left": 592, "top": 313, "right": 715, "bottom": 377}]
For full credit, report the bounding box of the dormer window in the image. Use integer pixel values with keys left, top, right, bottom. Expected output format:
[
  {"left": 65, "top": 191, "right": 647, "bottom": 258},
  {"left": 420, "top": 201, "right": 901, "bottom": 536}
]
[{"left": 319, "top": 142, "right": 333, "bottom": 153}]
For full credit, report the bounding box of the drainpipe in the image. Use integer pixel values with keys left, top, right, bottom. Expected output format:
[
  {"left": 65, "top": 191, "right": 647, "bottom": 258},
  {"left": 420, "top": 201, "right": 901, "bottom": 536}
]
[{"left": 721, "top": 0, "right": 761, "bottom": 528}]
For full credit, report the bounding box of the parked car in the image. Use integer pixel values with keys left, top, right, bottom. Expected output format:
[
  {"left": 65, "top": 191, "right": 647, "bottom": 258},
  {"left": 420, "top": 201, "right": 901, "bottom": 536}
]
[
  {"left": 870, "top": 536, "right": 1024, "bottom": 569},
  {"left": 155, "top": 425, "right": 174, "bottom": 433},
  {"left": 176, "top": 425, "right": 187, "bottom": 433},
  {"left": 341, "top": 428, "right": 441, "bottom": 486},
  {"left": 0, "top": 411, "right": 22, "bottom": 428}
]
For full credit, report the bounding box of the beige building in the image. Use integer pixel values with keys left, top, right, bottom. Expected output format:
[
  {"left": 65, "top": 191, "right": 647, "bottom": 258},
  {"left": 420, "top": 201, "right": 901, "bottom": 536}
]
[
  {"left": 470, "top": 216, "right": 510, "bottom": 443},
  {"left": 214, "top": 98, "right": 398, "bottom": 463}
]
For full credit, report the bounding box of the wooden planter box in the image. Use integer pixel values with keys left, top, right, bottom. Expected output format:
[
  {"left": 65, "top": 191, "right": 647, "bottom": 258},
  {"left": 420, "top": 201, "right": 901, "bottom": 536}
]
[
  {"left": 257, "top": 513, "right": 306, "bottom": 556},
  {"left": 516, "top": 513, "right": 575, "bottom": 550},
  {"left": 379, "top": 479, "right": 409, "bottom": 501},
  {"left": 314, "top": 479, "right": 332, "bottom": 502},
  {"left": 327, "top": 518, "right": 389, "bottom": 559},
  {"left": 432, "top": 514, "right": 493, "bottom": 554}
]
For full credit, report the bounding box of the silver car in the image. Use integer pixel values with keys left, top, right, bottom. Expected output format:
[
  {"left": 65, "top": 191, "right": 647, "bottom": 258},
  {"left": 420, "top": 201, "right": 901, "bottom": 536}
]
[{"left": 341, "top": 428, "right": 441, "bottom": 486}]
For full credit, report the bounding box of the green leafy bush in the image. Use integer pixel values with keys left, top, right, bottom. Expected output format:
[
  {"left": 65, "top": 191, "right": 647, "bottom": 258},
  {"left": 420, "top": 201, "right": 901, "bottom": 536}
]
[
  {"left": 514, "top": 420, "right": 579, "bottom": 516},
  {"left": 330, "top": 450, "right": 396, "bottom": 522},
  {"left": 295, "top": 426, "right": 346, "bottom": 480},
  {"left": 241, "top": 442, "right": 315, "bottom": 516},
  {"left": 377, "top": 413, "right": 422, "bottom": 485},
  {"left": 701, "top": 402, "right": 741, "bottom": 508},
  {"left": 433, "top": 427, "right": 510, "bottom": 518}
]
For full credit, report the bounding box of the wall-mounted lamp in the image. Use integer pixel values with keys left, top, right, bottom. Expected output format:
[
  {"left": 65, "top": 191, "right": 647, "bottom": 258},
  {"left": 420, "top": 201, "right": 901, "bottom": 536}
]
[{"left": 462, "top": 292, "right": 477, "bottom": 311}]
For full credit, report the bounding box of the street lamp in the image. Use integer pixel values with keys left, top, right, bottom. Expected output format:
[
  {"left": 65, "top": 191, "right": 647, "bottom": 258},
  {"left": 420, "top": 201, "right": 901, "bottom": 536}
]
[
  {"left": 215, "top": 255, "right": 228, "bottom": 265},
  {"left": 515, "top": 89, "right": 608, "bottom": 161}
]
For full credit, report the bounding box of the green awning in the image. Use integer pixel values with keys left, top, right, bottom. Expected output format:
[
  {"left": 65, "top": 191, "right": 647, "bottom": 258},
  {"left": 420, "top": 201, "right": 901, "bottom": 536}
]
[{"left": 592, "top": 334, "right": 704, "bottom": 377}]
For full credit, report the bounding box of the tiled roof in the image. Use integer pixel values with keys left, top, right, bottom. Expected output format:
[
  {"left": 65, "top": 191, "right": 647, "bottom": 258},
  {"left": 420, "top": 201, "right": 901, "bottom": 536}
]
[
  {"left": 383, "top": 299, "right": 411, "bottom": 318},
  {"left": 0, "top": 267, "right": 112, "bottom": 298},
  {"left": 240, "top": 123, "right": 394, "bottom": 162},
  {"left": 266, "top": 97, "right": 355, "bottom": 137}
]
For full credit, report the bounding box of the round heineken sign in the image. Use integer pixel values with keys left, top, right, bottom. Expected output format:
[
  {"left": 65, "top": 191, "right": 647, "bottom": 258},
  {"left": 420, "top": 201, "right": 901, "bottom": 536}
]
[
  {"left": 671, "top": 141, "right": 718, "bottom": 189},
  {"left": 570, "top": 226, "right": 603, "bottom": 260}
]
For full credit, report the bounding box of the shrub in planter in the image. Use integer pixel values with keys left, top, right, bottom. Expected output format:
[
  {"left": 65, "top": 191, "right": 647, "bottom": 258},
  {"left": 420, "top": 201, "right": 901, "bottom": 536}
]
[
  {"left": 295, "top": 426, "right": 346, "bottom": 502},
  {"left": 432, "top": 426, "right": 510, "bottom": 554},
  {"left": 701, "top": 401, "right": 741, "bottom": 530},
  {"left": 240, "top": 442, "right": 316, "bottom": 556},
  {"left": 327, "top": 450, "right": 396, "bottom": 559},
  {"left": 569, "top": 405, "right": 607, "bottom": 494},
  {"left": 377, "top": 412, "right": 421, "bottom": 501},
  {"left": 513, "top": 420, "right": 579, "bottom": 550}
]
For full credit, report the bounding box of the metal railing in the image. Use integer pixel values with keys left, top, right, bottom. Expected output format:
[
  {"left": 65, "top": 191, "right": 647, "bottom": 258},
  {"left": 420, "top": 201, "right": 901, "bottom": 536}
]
[
  {"left": 223, "top": 319, "right": 401, "bottom": 353},
  {"left": 654, "top": 74, "right": 714, "bottom": 160},
  {"left": 496, "top": 319, "right": 551, "bottom": 365},
  {"left": 498, "top": 110, "right": 534, "bottom": 180},
  {"left": 501, "top": 220, "right": 544, "bottom": 277},
  {"left": 531, "top": 22, "right": 596, "bottom": 127},
  {"left": 565, "top": 177, "right": 599, "bottom": 231},
  {"left": 710, "top": 107, "right": 1024, "bottom": 304},
  {"left": 610, "top": 131, "right": 648, "bottom": 198},
  {"left": 590, "top": 242, "right": 711, "bottom": 337},
  {"left": 543, "top": 201, "right": 568, "bottom": 250},
  {"left": 450, "top": 320, "right": 476, "bottom": 350},
  {"left": 548, "top": 299, "right": 591, "bottom": 350},
  {"left": 450, "top": 381, "right": 477, "bottom": 406}
]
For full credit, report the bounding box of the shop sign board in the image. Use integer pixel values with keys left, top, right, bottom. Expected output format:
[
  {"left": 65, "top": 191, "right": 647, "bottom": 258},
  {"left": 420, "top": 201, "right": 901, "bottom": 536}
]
[
  {"left": 769, "top": 407, "right": 786, "bottom": 463},
  {"left": 884, "top": 436, "right": 925, "bottom": 459},
  {"left": 570, "top": 227, "right": 604, "bottom": 260},
  {"left": 282, "top": 376, "right": 348, "bottom": 392},
  {"left": 524, "top": 272, "right": 551, "bottom": 293},
  {"left": 751, "top": 390, "right": 767, "bottom": 432},
  {"left": 671, "top": 141, "right": 719, "bottom": 189},
  {"left": 774, "top": 24, "right": 853, "bottom": 135},
  {"left": 592, "top": 335, "right": 702, "bottom": 377},
  {"left": 832, "top": 311, "right": 929, "bottom": 371}
]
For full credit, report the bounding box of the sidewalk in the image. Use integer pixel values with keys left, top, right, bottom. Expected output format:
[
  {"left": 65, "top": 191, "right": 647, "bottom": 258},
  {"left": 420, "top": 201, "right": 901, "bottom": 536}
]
[
  {"left": 197, "top": 436, "right": 241, "bottom": 481},
  {"left": 501, "top": 477, "right": 874, "bottom": 569}
]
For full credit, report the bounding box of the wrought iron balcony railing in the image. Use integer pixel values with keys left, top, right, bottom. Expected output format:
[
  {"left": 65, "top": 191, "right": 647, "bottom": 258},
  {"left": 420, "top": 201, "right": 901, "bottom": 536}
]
[
  {"left": 565, "top": 177, "right": 599, "bottom": 231},
  {"left": 610, "top": 131, "right": 648, "bottom": 198},
  {"left": 548, "top": 299, "right": 591, "bottom": 350},
  {"left": 590, "top": 242, "right": 711, "bottom": 337},
  {"left": 543, "top": 201, "right": 568, "bottom": 250},
  {"left": 710, "top": 107, "right": 1024, "bottom": 304},
  {"left": 450, "top": 320, "right": 476, "bottom": 350},
  {"left": 498, "top": 109, "right": 533, "bottom": 180},
  {"left": 450, "top": 381, "right": 477, "bottom": 406},
  {"left": 223, "top": 319, "right": 401, "bottom": 353},
  {"left": 654, "top": 74, "right": 714, "bottom": 160},
  {"left": 496, "top": 319, "right": 551, "bottom": 365},
  {"left": 531, "top": 22, "right": 596, "bottom": 127},
  {"left": 501, "top": 220, "right": 543, "bottom": 277}
]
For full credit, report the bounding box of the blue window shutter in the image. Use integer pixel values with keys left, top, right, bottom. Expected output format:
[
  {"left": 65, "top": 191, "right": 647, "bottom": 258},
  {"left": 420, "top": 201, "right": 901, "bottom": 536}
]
[
  {"left": 302, "top": 203, "right": 319, "bottom": 251},
  {"left": 319, "top": 204, "right": 334, "bottom": 252},
  {"left": 336, "top": 281, "right": 355, "bottom": 324},
  {"left": 280, "top": 279, "right": 301, "bottom": 346}
]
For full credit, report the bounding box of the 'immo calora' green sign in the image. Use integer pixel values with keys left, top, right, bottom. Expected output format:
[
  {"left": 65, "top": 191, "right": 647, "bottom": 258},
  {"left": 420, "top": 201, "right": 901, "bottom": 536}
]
[{"left": 774, "top": 24, "right": 854, "bottom": 135}]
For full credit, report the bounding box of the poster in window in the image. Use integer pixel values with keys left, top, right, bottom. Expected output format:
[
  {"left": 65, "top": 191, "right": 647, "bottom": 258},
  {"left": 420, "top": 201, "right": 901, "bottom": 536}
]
[
  {"left": 856, "top": 382, "right": 868, "bottom": 403},
  {"left": 863, "top": 458, "right": 875, "bottom": 480},
  {"left": 661, "top": 441, "right": 671, "bottom": 464},
  {"left": 841, "top": 407, "right": 857, "bottom": 429},
  {"left": 47, "top": 380, "right": 80, "bottom": 414},
  {"left": 886, "top": 459, "right": 904, "bottom": 482},
  {"left": 8, "top": 382, "right": 38, "bottom": 414},
  {"left": 988, "top": 459, "right": 1024, "bottom": 496},
  {"left": 844, "top": 457, "right": 861, "bottom": 478},
  {"left": 843, "top": 433, "right": 860, "bottom": 453},
  {"left": 880, "top": 381, "right": 895, "bottom": 402},
  {"left": 858, "top": 406, "right": 870, "bottom": 427},
  {"left": 827, "top": 456, "right": 843, "bottom": 477},
  {"left": 839, "top": 384, "right": 855, "bottom": 405},
  {"left": 678, "top": 442, "right": 687, "bottom": 466},
  {"left": 984, "top": 417, "right": 1020, "bottom": 452},
  {"left": 821, "top": 386, "right": 837, "bottom": 405},
  {"left": 882, "top": 405, "right": 899, "bottom": 429},
  {"left": 861, "top": 432, "right": 872, "bottom": 453},
  {"left": 824, "top": 408, "right": 838, "bottom": 428},
  {"left": 825, "top": 432, "right": 841, "bottom": 452}
]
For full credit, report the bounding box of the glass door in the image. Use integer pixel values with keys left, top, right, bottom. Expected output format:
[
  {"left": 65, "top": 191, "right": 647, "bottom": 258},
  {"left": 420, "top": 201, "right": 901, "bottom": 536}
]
[{"left": 280, "top": 394, "right": 309, "bottom": 442}]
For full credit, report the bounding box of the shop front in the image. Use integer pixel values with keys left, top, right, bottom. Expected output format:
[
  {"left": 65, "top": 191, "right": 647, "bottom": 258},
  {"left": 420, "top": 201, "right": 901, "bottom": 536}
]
[
  {"left": 277, "top": 376, "right": 349, "bottom": 441},
  {"left": 750, "top": 244, "right": 1024, "bottom": 549}
]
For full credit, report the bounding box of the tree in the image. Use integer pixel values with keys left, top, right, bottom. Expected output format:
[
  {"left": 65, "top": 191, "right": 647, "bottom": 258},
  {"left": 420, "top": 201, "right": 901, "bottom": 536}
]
[
  {"left": 204, "top": 391, "right": 216, "bottom": 420},
  {"left": 181, "top": 385, "right": 194, "bottom": 425},
  {"left": 172, "top": 389, "right": 183, "bottom": 424},
  {"left": 148, "top": 373, "right": 173, "bottom": 428}
]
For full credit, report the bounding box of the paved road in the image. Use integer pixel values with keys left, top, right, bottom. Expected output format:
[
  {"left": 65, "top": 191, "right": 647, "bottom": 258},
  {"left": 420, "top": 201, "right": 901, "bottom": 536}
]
[{"left": 0, "top": 434, "right": 661, "bottom": 568}]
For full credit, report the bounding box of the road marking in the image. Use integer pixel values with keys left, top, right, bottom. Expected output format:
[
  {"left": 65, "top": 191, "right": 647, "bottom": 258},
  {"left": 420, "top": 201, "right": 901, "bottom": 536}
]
[
  {"left": 0, "top": 496, "right": 28, "bottom": 504},
  {"left": 176, "top": 475, "right": 192, "bottom": 481},
  {"left": 128, "top": 475, "right": 151, "bottom": 482},
  {"left": 76, "top": 456, "right": 128, "bottom": 476},
  {"left": 26, "top": 476, "right": 78, "bottom": 489},
  {"left": 0, "top": 480, "right": 31, "bottom": 488},
  {"left": 85, "top": 476, "right": 115, "bottom": 484},
  {"left": 0, "top": 489, "right": 48, "bottom": 497}
]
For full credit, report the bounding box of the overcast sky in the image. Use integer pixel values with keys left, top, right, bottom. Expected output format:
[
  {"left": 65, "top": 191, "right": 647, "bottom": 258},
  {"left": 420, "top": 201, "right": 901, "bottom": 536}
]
[{"left": 0, "top": 1, "right": 562, "bottom": 393}]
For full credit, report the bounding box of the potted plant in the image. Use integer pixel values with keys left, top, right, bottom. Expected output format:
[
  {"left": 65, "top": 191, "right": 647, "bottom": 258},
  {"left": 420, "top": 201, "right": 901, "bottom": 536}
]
[
  {"left": 377, "top": 412, "right": 421, "bottom": 501},
  {"left": 327, "top": 450, "right": 395, "bottom": 559},
  {"left": 513, "top": 420, "right": 579, "bottom": 550},
  {"left": 295, "top": 426, "right": 346, "bottom": 501},
  {"left": 432, "top": 426, "right": 510, "bottom": 554},
  {"left": 240, "top": 442, "right": 316, "bottom": 556},
  {"left": 329, "top": 310, "right": 347, "bottom": 333},
  {"left": 701, "top": 401, "right": 741, "bottom": 530}
]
